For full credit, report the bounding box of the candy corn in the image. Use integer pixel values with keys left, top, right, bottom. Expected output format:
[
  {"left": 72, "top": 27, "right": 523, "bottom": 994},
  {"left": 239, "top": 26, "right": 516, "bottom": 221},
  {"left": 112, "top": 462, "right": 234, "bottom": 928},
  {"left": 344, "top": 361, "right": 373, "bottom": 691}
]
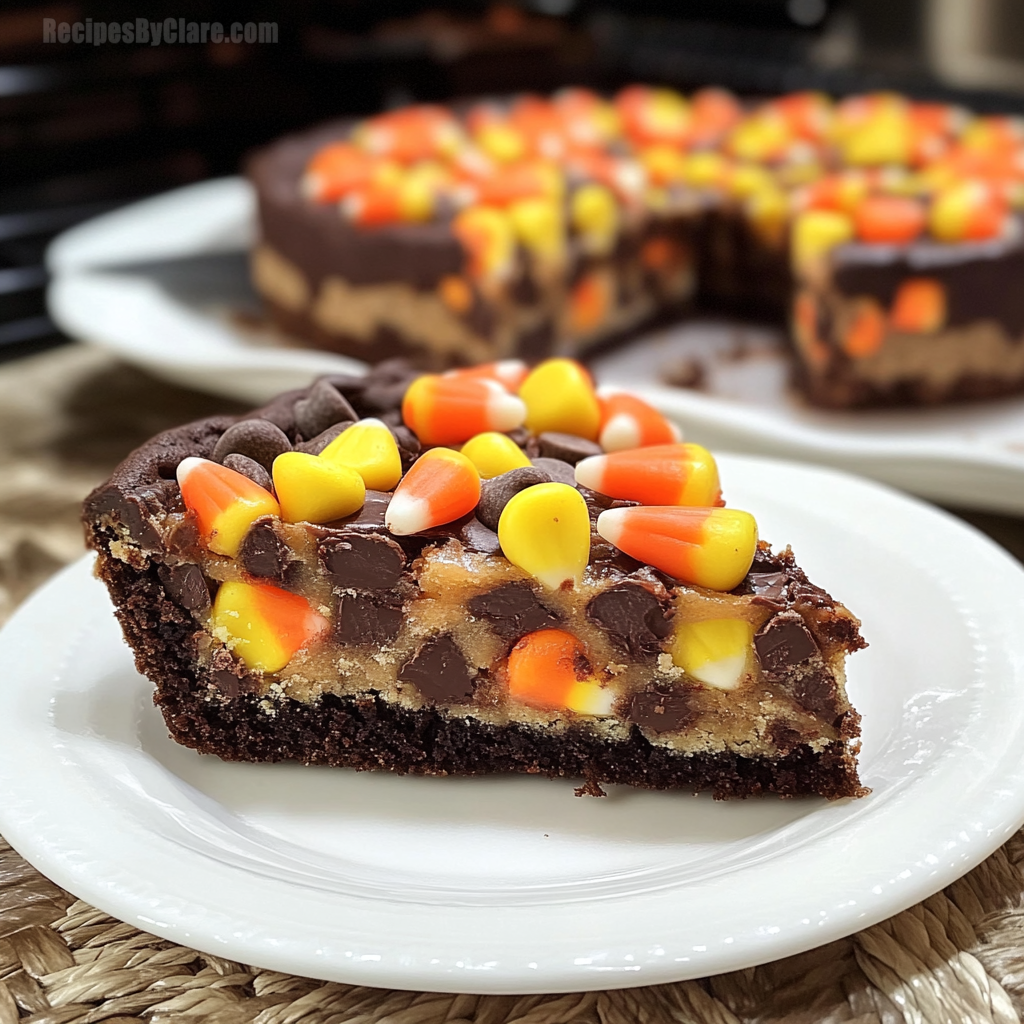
[
  {"left": 505, "top": 628, "right": 615, "bottom": 715},
  {"left": 597, "top": 390, "right": 683, "bottom": 451},
  {"left": 460, "top": 431, "right": 532, "bottom": 479},
  {"left": 303, "top": 143, "right": 379, "bottom": 203},
  {"left": 853, "top": 194, "right": 925, "bottom": 244},
  {"left": 497, "top": 482, "right": 590, "bottom": 590},
  {"left": 452, "top": 205, "right": 515, "bottom": 281},
  {"left": 402, "top": 374, "right": 526, "bottom": 447},
  {"left": 320, "top": 418, "right": 403, "bottom": 491},
  {"left": 574, "top": 443, "right": 721, "bottom": 507},
  {"left": 929, "top": 181, "right": 1007, "bottom": 242},
  {"left": 272, "top": 452, "right": 366, "bottom": 525},
  {"left": 212, "top": 580, "right": 328, "bottom": 673},
  {"left": 385, "top": 448, "right": 481, "bottom": 536},
  {"left": 791, "top": 210, "right": 854, "bottom": 268},
  {"left": 889, "top": 277, "right": 946, "bottom": 334},
  {"left": 571, "top": 183, "right": 619, "bottom": 256},
  {"left": 670, "top": 618, "right": 754, "bottom": 689},
  {"left": 176, "top": 457, "right": 281, "bottom": 558},
  {"left": 596, "top": 506, "right": 758, "bottom": 591},
  {"left": 615, "top": 85, "right": 691, "bottom": 147},
  {"left": 566, "top": 271, "right": 615, "bottom": 336},
  {"left": 444, "top": 359, "right": 529, "bottom": 391},
  {"left": 843, "top": 300, "right": 886, "bottom": 358},
  {"left": 519, "top": 358, "right": 602, "bottom": 440}
]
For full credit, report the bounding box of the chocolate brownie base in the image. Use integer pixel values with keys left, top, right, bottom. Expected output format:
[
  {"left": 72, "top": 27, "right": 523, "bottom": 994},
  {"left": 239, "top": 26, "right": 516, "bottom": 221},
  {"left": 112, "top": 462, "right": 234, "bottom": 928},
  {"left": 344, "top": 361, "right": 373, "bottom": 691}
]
[
  {"left": 93, "top": 544, "right": 864, "bottom": 800},
  {"left": 83, "top": 365, "right": 865, "bottom": 800}
]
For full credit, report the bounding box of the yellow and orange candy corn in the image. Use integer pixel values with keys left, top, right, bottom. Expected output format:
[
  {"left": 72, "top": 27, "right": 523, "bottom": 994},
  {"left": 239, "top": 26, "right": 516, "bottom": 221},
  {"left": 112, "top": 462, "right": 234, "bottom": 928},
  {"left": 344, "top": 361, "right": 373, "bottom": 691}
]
[
  {"left": 303, "top": 143, "right": 380, "bottom": 203},
  {"left": 889, "top": 277, "right": 946, "bottom": 334},
  {"left": 444, "top": 359, "right": 529, "bottom": 392},
  {"left": 929, "top": 180, "right": 1008, "bottom": 242},
  {"left": 670, "top": 618, "right": 754, "bottom": 690},
  {"left": 177, "top": 457, "right": 280, "bottom": 558},
  {"left": 843, "top": 299, "right": 886, "bottom": 358},
  {"left": 385, "top": 448, "right": 481, "bottom": 536},
  {"left": 497, "top": 482, "right": 590, "bottom": 590},
  {"left": 597, "top": 390, "right": 682, "bottom": 451},
  {"left": 574, "top": 443, "right": 722, "bottom": 507},
  {"left": 211, "top": 580, "right": 328, "bottom": 674},
  {"left": 402, "top": 374, "right": 526, "bottom": 447},
  {"left": 596, "top": 506, "right": 758, "bottom": 591},
  {"left": 853, "top": 194, "right": 925, "bottom": 244},
  {"left": 272, "top": 452, "right": 365, "bottom": 525},
  {"left": 320, "top": 418, "right": 402, "bottom": 491},
  {"left": 518, "top": 358, "right": 602, "bottom": 440},
  {"left": 506, "top": 629, "right": 615, "bottom": 716}
]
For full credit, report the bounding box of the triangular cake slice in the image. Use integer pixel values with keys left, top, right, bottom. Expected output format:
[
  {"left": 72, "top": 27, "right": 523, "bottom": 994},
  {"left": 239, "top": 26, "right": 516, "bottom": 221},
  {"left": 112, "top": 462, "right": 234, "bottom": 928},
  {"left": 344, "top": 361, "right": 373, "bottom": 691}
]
[{"left": 84, "top": 359, "right": 866, "bottom": 799}]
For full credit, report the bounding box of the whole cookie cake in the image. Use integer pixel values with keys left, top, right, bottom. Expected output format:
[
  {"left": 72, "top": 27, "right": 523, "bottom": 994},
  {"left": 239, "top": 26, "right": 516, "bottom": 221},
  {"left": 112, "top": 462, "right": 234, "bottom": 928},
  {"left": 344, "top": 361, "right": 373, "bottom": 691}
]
[
  {"left": 249, "top": 87, "right": 1024, "bottom": 409},
  {"left": 83, "top": 358, "right": 867, "bottom": 799}
]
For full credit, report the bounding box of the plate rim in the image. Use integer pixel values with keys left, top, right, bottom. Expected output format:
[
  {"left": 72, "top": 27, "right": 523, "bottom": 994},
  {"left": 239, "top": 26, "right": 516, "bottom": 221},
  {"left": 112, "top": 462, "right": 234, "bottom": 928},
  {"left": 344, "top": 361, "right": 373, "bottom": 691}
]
[{"left": 2, "top": 454, "right": 1024, "bottom": 994}]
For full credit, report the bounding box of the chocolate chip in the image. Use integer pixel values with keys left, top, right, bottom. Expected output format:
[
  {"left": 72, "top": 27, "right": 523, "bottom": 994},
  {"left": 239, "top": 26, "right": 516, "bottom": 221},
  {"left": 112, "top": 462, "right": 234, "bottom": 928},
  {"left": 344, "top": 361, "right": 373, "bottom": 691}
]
[
  {"left": 629, "top": 685, "right": 695, "bottom": 734},
  {"left": 468, "top": 582, "right": 562, "bottom": 641},
  {"left": 459, "top": 517, "right": 501, "bottom": 554},
  {"left": 790, "top": 668, "right": 839, "bottom": 717},
  {"left": 754, "top": 611, "right": 819, "bottom": 673},
  {"left": 399, "top": 634, "right": 476, "bottom": 703},
  {"left": 336, "top": 593, "right": 404, "bottom": 646},
  {"left": 505, "top": 427, "right": 529, "bottom": 447},
  {"left": 323, "top": 373, "right": 369, "bottom": 407},
  {"left": 239, "top": 519, "right": 293, "bottom": 580},
  {"left": 389, "top": 424, "right": 421, "bottom": 470},
  {"left": 587, "top": 584, "right": 672, "bottom": 658},
  {"left": 208, "top": 649, "right": 257, "bottom": 696},
  {"left": 295, "top": 421, "right": 354, "bottom": 456},
  {"left": 477, "top": 466, "right": 551, "bottom": 531},
  {"left": 358, "top": 361, "right": 420, "bottom": 414},
  {"left": 536, "top": 432, "right": 602, "bottom": 464},
  {"left": 320, "top": 532, "right": 406, "bottom": 590},
  {"left": 212, "top": 420, "right": 292, "bottom": 470},
  {"left": 766, "top": 719, "right": 806, "bottom": 754},
  {"left": 747, "top": 571, "right": 790, "bottom": 610},
  {"left": 293, "top": 379, "right": 358, "bottom": 439},
  {"left": 85, "top": 484, "right": 161, "bottom": 550},
  {"left": 223, "top": 453, "right": 273, "bottom": 493},
  {"left": 789, "top": 580, "right": 833, "bottom": 609},
  {"left": 165, "top": 518, "right": 201, "bottom": 557},
  {"left": 529, "top": 457, "right": 577, "bottom": 487},
  {"left": 157, "top": 562, "right": 210, "bottom": 613}
]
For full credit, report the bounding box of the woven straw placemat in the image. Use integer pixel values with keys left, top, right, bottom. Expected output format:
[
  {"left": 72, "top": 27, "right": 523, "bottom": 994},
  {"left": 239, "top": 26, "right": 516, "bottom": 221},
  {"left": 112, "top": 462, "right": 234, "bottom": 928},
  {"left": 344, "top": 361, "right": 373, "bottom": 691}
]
[{"left": 3, "top": 343, "right": 1024, "bottom": 1024}]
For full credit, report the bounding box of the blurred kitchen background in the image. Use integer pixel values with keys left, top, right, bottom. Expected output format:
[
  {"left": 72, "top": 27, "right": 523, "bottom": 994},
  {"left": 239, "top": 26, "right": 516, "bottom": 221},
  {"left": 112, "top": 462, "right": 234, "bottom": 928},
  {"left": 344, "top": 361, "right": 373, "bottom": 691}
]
[{"left": 4, "top": 0, "right": 1024, "bottom": 363}]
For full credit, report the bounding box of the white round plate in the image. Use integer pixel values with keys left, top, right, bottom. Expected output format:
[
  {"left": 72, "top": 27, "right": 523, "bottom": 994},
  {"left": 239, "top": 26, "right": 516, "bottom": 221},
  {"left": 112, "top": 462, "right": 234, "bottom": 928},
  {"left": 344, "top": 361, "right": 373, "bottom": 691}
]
[
  {"left": 44, "top": 178, "right": 1024, "bottom": 511},
  {"left": 2, "top": 455, "right": 1024, "bottom": 993}
]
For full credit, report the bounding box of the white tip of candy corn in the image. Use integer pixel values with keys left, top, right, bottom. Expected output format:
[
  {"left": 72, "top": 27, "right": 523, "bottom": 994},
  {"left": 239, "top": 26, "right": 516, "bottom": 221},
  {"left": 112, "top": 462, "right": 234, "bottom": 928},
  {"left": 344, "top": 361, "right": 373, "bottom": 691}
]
[
  {"left": 384, "top": 492, "right": 431, "bottom": 536},
  {"left": 689, "top": 655, "right": 747, "bottom": 691},
  {"left": 493, "top": 359, "right": 528, "bottom": 389},
  {"left": 175, "top": 456, "right": 208, "bottom": 488},
  {"left": 573, "top": 453, "right": 606, "bottom": 492},
  {"left": 599, "top": 413, "right": 642, "bottom": 452},
  {"left": 487, "top": 391, "right": 528, "bottom": 432},
  {"left": 593, "top": 506, "right": 627, "bottom": 547}
]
